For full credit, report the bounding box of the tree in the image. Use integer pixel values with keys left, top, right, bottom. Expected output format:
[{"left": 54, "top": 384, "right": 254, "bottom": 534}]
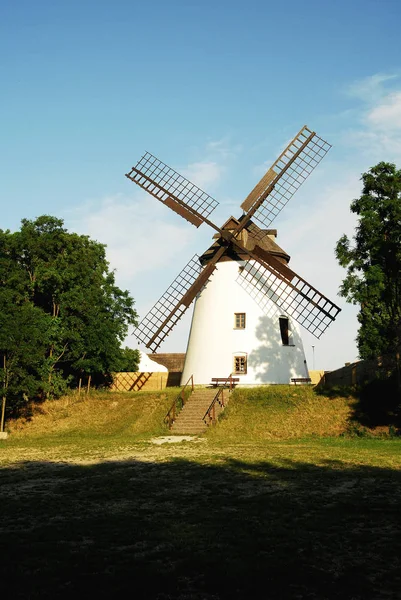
[
  {"left": 0, "top": 294, "right": 51, "bottom": 425},
  {"left": 118, "top": 347, "right": 140, "bottom": 372},
  {"left": 0, "top": 216, "right": 138, "bottom": 413},
  {"left": 335, "top": 162, "right": 401, "bottom": 360}
]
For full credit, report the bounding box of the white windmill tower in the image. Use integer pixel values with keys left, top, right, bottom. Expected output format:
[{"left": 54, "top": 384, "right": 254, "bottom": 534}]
[{"left": 125, "top": 126, "right": 341, "bottom": 385}]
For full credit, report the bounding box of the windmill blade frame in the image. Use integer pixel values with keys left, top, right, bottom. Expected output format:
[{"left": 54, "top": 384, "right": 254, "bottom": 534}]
[
  {"left": 134, "top": 255, "right": 203, "bottom": 352},
  {"left": 134, "top": 248, "right": 226, "bottom": 351},
  {"left": 240, "top": 126, "right": 331, "bottom": 236},
  {"left": 237, "top": 251, "right": 341, "bottom": 338},
  {"left": 126, "top": 152, "right": 220, "bottom": 230}
]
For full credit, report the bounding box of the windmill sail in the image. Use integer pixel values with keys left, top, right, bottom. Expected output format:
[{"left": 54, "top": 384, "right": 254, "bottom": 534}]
[
  {"left": 126, "top": 152, "right": 219, "bottom": 228},
  {"left": 134, "top": 256, "right": 216, "bottom": 351},
  {"left": 241, "top": 126, "right": 331, "bottom": 234},
  {"left": 238, "top": 254, "right": 341, "bottom": 338}
]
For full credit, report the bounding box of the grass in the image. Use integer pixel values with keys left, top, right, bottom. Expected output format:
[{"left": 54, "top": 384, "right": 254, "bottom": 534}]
[
  {"left": 1, "top": 386, "right": 401, "bottom": 599},
  {"left": 208, "top": 385, "right": 355, "bottom": 442},
  {"left": 8, "top": 387, "right": 181, "bottom": 440}
]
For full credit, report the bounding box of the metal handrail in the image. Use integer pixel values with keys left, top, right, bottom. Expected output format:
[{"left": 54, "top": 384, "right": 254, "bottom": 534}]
[
  {"left": 203, "top": 373, "right": 233, "bottom": 426},
  {"left": 164, "top": 374, "right": 194, "bottom": 429}
]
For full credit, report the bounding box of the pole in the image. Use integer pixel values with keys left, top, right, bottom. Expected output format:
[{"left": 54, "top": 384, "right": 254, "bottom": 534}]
[{"left": 312, "top": 346, "right": 315, "bottom": 370}]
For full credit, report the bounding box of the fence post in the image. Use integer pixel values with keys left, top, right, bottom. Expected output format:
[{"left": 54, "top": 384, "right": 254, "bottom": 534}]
[
  {"left": 1, "top": 355, "right": 6, "bottom": 432},
  {"left": 1, "top": 396, "right": 5, "bottom": 433}
]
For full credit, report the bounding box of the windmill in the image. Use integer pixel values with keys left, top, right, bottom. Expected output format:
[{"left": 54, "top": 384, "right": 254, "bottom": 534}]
[{"left": 126, "top": 125, "right": 341, "bottom": 385}]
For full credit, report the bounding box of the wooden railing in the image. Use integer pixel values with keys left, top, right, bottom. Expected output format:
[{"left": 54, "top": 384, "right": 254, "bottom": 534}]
[
  {"left": 203, "top": 374, "right": 233, "bottom": 426},
  {"left": 164, "top": 375, "right": 194, "bottom": 429},
  {"left": 211, "top": 375, "right": 239, "bottom": 389}
]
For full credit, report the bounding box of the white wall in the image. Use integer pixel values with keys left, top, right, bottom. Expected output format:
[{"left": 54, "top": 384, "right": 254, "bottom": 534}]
[{"left": 181, "top": 260, "right": 309, "bottom": 385}]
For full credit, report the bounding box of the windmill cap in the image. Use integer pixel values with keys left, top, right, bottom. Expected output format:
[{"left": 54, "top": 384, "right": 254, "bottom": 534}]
[{"left": 200, "top": 216, "right": 290, "bottom": 265}]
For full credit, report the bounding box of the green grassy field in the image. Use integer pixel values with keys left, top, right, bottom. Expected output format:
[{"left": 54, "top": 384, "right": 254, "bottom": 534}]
[{"left": 1, "top": 387, "right": 400, "bottom": 599}]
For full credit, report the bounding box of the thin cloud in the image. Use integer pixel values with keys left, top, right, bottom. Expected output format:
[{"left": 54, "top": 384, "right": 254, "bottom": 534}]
[
  {"left": 347, "top": 73, "right": 399, "bottom": 101},
  {"left": 65, "top": 193, "right": 193, "bottom": 287},
  {"left": 206, "top": 137, "right": 242, "bottom": 159},
  {"left": 181, "top": 161, "right": 222, "bottom": 189},
  {"left": 342, "top": 75, "right": 401, "bottom": 161},
  {"left": 367, "top": 91, "right": 401, "bottom": 130}
]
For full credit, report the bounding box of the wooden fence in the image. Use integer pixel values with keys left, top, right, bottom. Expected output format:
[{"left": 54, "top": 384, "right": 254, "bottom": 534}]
[
  {"left": 109, "top": 371, "right": 168, "bottom": 392},
  {"left": 321, "top": 354, "right": 396, "bottom": 388}
]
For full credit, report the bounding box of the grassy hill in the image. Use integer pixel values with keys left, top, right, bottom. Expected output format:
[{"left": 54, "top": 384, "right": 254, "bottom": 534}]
[
  {"left": 6, "top": 384, "right": 360, "bottom": 443},
  {"left": 208, "top": 385, "right": 355, "bottom": 442},
  {"left": 8, "top": 388, "right": 179, "bottom": 441}
]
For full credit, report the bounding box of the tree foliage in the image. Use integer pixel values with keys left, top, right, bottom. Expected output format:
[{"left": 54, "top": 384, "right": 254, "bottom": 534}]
[
  {"left": 0, "top": 216, "right": 138, "bottom": 414},
  {"left": 118, "top": 347, "right": 141, "bottom": 372},
  {"left": 335, "top": 162, "right": 401, "bottom": 359}
]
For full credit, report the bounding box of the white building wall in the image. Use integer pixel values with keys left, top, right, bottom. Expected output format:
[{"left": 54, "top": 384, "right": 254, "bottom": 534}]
[{"left": 181, "top": 260, "right": 309, "bottom": 385}]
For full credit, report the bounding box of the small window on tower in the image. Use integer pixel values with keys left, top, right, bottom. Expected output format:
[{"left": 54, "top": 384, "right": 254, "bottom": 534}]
[
  {"left": 233, "top": 355, "right": 247, "bottom": 375},
  {"left": 279, "top": 316, "right": 290, "bottom": 345},
  {"left": 234, "top": 313, "right": 246, "bottom": 329}
]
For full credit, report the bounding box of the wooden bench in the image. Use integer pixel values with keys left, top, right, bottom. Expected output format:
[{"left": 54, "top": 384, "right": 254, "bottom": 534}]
[
  {"left": 211, "top": 377, "right": 240, "bottom": 388},
  {"left": 291, "top": 377, "right": 312, "bottom": 385}
]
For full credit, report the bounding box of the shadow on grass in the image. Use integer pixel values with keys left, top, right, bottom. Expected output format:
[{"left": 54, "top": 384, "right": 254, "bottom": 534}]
[
  {"left": 315, "top": 385, "right": 356, "bottom": 400},
  {"left": 352, "top": 374, "right": 401, "bottom": 428},
  {"left": 1, "top": 455, "right": 401, "bottom": 599},
  {"left": 317, "top": 377, "right": 401, "bottom": 431}
]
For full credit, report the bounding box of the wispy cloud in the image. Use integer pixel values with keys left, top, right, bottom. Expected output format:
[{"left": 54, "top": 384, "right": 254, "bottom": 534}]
[
  {"left": 206, "top": 137, "right": 242, "bottom": 159},
  {"left": 367, "top": 90, "right": 401, "bottom": 130},
  {"left": 181, "top": 161, "right": 222, "bottom": 188},
  {"left": 347, "top": 73, "right": 398, "bottom": 101},
  {"left": 65, "top": 193, "right": 193, "bottom": 288},
  {"left": 343, "top": 73, "right": 401, "bottom": 161},
  {"left": 178, "top": 138, "right": 243, "bottom": 191}
]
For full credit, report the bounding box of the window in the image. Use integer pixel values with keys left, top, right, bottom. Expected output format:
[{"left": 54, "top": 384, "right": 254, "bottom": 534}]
[
  {"left": 234, "top": 313, "right": 246, "bottom": 329},
  {"left": 233, "top": 355, "right": 247, "bottom": 374},
  {"left": 279, "top": 316, "right": 290, "bottom": 345}
]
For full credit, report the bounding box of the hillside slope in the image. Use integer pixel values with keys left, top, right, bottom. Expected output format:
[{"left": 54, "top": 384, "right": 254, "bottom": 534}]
[
  {"left": 6, "top": 385, "right": 358, "bottom": 442},
  {"left": 207, "top": 385, "right": 355, "bottom": 442},
  {"left": 8, "top": 389, "right": 178, "bottom": 440}
]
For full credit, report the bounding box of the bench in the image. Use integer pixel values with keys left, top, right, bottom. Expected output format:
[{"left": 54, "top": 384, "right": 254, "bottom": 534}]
[
  {"left": 291, "top": 377, "right": 312, "bottom": 385},
  {"left": 211, "top": 377, "right": 240, "bottom": 388}
]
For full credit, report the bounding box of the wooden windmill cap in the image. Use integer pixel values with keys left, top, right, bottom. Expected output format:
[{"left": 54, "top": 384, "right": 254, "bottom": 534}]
[{"left": 199, "top": 216, "right": 290, "bottom": 265}]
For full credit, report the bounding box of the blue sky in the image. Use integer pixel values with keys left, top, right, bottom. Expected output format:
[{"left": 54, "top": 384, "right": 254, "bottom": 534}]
[{"left": 2, "top": 0, "right": 401, "bottom": 370}]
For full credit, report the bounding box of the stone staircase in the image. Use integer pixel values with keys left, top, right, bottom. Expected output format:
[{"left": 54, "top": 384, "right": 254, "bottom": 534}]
[{"left": 170, "top": 388, "right": 222, "bottom": 435}]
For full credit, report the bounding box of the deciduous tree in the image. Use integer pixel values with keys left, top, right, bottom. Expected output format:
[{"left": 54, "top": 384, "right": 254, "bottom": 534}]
[
  {"left": 0, "top": 216, "right": 138, "bottom": 414},
  {"left": 335, "top": 162, "right": 401, "bottom": 359}
]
